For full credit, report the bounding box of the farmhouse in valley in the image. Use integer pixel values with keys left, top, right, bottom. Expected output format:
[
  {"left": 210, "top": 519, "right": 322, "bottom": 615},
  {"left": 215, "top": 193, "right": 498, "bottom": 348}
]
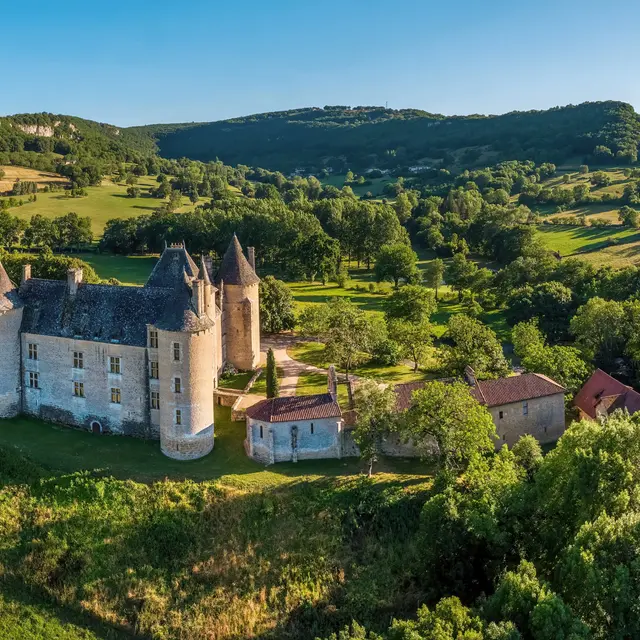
[{"left": 0, "top": 235, "right": 260, "bottom": 460}]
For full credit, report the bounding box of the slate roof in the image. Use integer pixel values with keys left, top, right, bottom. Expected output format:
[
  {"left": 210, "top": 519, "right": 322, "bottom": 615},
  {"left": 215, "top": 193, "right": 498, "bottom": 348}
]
[
  {"left": 214, "top": 235, "right": 259, "bottom": 286},
  {"left": 18, "top": 246, "right": 214, "bottom": 347},
  {"left": 573, "top": 369, "right": 640, "bottom": 419},
  {"left": 246, "top": 393, "right": 342, "bottom": 423},
  {"left": 146, "top": 246, "right": 199, "bottom": 289},
  {"left": 470, "top": 373, "right": 566, "bottom": 407},
  {"left": 0, "top": 261, "right": 22, "bottom": 313}
]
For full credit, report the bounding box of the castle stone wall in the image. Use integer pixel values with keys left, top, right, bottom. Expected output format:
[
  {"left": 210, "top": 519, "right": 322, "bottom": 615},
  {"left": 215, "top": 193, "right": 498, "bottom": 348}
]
[
  {"left": 158, "top": 328, "right": 215, "bottom": 460},
  {"left": 21, "top": 334, "right": 150, "bottom": 436},
  {"left": 223, "top": 282, "right": 260, "bottom": 371},
  {"left": 0, "top": 308, "right": 23, "bottom": 418}
]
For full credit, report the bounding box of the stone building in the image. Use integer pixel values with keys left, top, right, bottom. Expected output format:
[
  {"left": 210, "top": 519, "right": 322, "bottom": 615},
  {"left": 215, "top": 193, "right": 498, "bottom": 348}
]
[
  {"left": 245, "top": 368, "right": 344, "bottom": 463},
  {"left": 0, "top": 236, "right": 260, "bottom": 461},
  {"left": 469, "top": 372, "right": 566, "bottom": 448},
  {"left": 394, "top": 369, "right": 566, "bottom": 450},
  {"left": 573, "top": 368, "right": 640, "bottom": 420}
]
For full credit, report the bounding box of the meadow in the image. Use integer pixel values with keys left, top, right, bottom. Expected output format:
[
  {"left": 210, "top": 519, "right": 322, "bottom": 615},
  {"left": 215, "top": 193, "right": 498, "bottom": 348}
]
[{"left": 0, "top": 171, "right": 202, "bottom": 236}]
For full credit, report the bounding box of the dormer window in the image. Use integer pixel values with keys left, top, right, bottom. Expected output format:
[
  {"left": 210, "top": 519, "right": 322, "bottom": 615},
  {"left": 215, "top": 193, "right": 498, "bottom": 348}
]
[
  {"left": 173, "top": 342, "right": 181, "bottom": 362},
  {"left": 28, "top": 343, "right": 38, "bottom": 360}
]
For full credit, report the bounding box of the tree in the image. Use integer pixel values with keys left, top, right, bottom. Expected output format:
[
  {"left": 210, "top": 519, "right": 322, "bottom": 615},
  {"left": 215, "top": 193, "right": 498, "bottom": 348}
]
[
  {"left": 23, "top": 214, "right": 55, "bottom": 248},
  {"left": 512, "top": 320, "right": 590, "bottom": 393},
  {"left": 353, "top": 379, "right": 396, "bottom": 476},
  {"left": 291, "top": 231, "right": 339, "bottom": 282},
  {"left": 374, "top": 243, "right": 419, "bottom": 288},
  {"left": 266, "top": 348, "right": 279, "bottom": 398},
  {"left": 388, "top": 318, "right": 433, "bottom": 371},
  {"left": 259, "top": 276, "right": 296, "bottom": 333},
  {"left": 618, "top": 205, "right": 640, "bottom": 227},
  {"left": 127, "top": 186, "right": 141, "bottom": 198},
  {"left": 579, "top": 164, "right": 589, "bottom": 174},
  {"left": 393, "top": 192, "right": 413, "bottom": 224},
  {"left": 384, "top": 284, "right": 436, "bottom": 323},
  {"left": 445, "top": 252, "right": 478, "bottom": 302},
  {"left": 443, "top": 315, "right": 510, "bottom": 379},
  {"left": 423, "top": 258, "right": 445, "bottom": 301},
  {"left": 404, "top": 380, "right": 496, "bottom": 469},
  {"left": 511, "top": 435, "right": 543, "bottom": 479}
]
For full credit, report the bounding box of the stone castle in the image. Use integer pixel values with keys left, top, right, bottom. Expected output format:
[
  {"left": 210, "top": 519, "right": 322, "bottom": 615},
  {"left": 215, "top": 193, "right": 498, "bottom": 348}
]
[{"left": 0, "top": 235, "right": 260, "bottom": 461}]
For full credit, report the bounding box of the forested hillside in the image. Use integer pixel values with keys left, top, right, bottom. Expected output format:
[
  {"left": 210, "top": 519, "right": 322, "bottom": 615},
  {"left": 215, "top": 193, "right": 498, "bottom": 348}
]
[{"left": 129, "top": 101, "right": 640, "bottom": 172}]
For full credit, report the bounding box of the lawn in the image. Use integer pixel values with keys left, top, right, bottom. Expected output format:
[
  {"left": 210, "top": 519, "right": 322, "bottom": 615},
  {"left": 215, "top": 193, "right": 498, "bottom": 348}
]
[
  {"left": 0, "top": 175, "right": 202, "bottom": 236},
  {"left": 296, "top": 370, "right": 351, "bottom": 406},
  {"left": 218, "top": 370, "right": 254, "bottom": 390},
  {"left": 0, "top": 407, "right": 430, "bottom": 488},
  {"left": 79, "top": 252, "right": 157, "bottom": 285},
  {"left": 537, "top": 225, "right": 640, "bottom": 258},
  {"left": 288, "top": 341, "right": 431, "bottom": 385},
  {"left": 320, "top": 173, "right": 393, "bottom": 198}
]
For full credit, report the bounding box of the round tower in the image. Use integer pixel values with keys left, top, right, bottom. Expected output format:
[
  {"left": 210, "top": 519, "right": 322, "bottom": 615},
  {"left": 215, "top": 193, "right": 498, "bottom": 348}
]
[
  {"left": 0, "top": 262, "right": 24, "bottom": 418},
  {"left": 215, "top": 235, "right": 260, "bottom": 371}
]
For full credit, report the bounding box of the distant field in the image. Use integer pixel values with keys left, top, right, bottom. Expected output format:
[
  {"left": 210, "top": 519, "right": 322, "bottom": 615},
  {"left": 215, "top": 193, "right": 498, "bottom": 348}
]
[
  {"left": 0, "top": 175, "right": 203, "bottom": 236},
  {"left": 0, "top": 165, "right": 67, "bottom": 192},
  {"left": 80, "top": 252, "right": 158, "bottom": 285},
  {"left": 537, "top": 225, "right": 640, "bottom": 260}
]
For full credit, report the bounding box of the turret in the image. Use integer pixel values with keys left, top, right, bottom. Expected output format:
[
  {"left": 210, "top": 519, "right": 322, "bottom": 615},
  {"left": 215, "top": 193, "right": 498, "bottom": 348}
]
[
  {"left": 145, "top": 244, "right": 216, "bottom": 461},
  {"left": 0, "top": 261, "right": 23, "bottom": 417},
  {"left": 214, "top": 234, "right": 261, "bottom": 371}
]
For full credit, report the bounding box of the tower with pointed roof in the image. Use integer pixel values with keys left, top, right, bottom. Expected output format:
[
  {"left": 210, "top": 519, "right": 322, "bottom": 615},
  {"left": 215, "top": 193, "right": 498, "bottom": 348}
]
[
  {"left": 0, "top": 261, "right": 24, "bottom": 417},
  {"left": 214, "top": 235, "right": 260, "bottom": 371}
]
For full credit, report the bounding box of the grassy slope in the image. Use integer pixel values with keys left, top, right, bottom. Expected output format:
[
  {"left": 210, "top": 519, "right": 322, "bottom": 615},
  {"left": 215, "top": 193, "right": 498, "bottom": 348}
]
[{"left": 0, "top": 174, "right": 201, "bottom": 236}]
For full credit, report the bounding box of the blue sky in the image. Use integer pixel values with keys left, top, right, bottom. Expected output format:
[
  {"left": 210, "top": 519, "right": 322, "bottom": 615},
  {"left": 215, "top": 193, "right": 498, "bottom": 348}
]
[{"left": 2, "top": 0, "right": 639, "bottom": 126}]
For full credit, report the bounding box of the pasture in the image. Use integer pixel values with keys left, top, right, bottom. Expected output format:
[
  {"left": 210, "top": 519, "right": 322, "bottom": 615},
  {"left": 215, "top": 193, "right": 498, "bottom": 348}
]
[
  {"left": 0, "top": 174, "right": 202, "bottom": 236},
  {"left": 0, "top": 165, "right": 67, "bottom": 192}
]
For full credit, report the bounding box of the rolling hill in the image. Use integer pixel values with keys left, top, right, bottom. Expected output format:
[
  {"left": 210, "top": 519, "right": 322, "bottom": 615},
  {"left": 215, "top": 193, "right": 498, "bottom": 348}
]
[{"left": 127, "top": 100, "right": 640, "bottom": 173}]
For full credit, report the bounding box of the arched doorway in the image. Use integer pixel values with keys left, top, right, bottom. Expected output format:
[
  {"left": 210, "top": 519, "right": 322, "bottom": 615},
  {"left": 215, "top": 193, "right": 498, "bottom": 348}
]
[{"left": 91, "top": 421, "right": 102, "bottom": 434}]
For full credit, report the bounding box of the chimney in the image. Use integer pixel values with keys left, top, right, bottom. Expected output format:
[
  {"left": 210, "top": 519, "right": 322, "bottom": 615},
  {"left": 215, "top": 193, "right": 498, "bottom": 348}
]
[
  {"left": 247, "top": 246, "right": 256, "bottom": 271},
  {"left": 67, "top": 268, "right": 83, "bottom": 297},
  {"left": 464, "top": 365, "right": 477, "bottom": 387},
  {"left": 22, "top": 264, "right": 31, "bottom": 284},
  {"left": 327, "top": 365, "right": 338, "bottom": 400},
  {"left": 192, "top": 279, "right": 205, "bottom": 316}
]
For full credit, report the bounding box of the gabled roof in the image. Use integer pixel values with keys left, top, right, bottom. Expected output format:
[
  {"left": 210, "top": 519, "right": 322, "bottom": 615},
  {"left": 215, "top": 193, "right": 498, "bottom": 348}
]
[
  {"left": 471, "top": 373, "right": 566, "bottom": 407},
  {"left": 246, "top": 393, "right": 341, "bottom": 423},
  {"left": 0, "top": 261, "right": 22, "bottom": 313},
  {"left": 214, "top": 235, "right": 259, "bottom": 286},
  {"left": 145, "top": 246, "right": 199, "bottom": 289},
  {"left": 573, "top": 368, "right": 640, "bottom": 419},
  {"left": 395, "top": 380, "right": 428, "bottom": 412}
]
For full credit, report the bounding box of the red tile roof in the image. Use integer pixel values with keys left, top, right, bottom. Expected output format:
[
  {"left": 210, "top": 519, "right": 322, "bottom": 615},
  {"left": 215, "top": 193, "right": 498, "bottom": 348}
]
[
  {"left": 573, "top": 369, "right": 640, "bottom": 419},
  {"left": 245, "top": 393, "right": 342, "bottom": 423},
  {"left": 395, "top": 381, "right": 428, "bottom": 412},
  {"left": 470, "top": 373, "right": 565, "bottom": 407}
]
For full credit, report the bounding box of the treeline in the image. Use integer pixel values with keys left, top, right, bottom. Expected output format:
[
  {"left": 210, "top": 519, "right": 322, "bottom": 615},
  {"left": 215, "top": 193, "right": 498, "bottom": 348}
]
[
  {"left": 0, "top": 211, "right": 92, "bottom": 249},
  {"left": 130, "top": 100, "right": 640, "bottom": 172},
  {"left": 0, "top": 247, "right": 101, "bottom": 283}
]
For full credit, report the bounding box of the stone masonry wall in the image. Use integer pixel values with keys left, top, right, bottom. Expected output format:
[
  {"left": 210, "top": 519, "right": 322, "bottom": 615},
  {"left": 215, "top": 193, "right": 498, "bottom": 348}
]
[
  {"left": 223, "top": 283, "right": 260, "bottom": 371},
  {"left": 21, "top": 333, "right": 150, "bottom": 436},
  {"left": 492, "top": 392, "right": 565, "bottom": 448},
  {"left": 0, "top": 308, "right": 23, "bottom": 418}
]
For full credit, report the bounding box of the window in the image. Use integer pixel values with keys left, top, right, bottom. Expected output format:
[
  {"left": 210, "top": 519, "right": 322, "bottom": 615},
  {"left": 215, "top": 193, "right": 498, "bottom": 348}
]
[
  {"left": 109, "top": 356, "right": 121, "bottom": 375},
  {"left": 150, "top": 391, "right": 160, "bottom": 410},
  {"left": 522, "top": 401, "right": 529, "bottom": 416},
  {"left": 310, "top": 422, "right": 314, "bottom": 434},
  {"left": 503, "top": 434, "right": 506, "bottom": 441},
  {"left": 111, "top": 387, "right": 121, "bottom": 404},
  {"left": 175, "top": 409, "right": 182, "bottom": 425},
  {"left": 173, "top": 342, "right": 181, "bottom": 362},
  {"left": 259, "top": 424, "right": 263, "bottom": 438},
  {"left": 73, "top": 351, "right": 84, "bottom": 369},
  {"left": 73, "top": 381, "right": 85, "bottom": 398},
  {"left": 28, "top": 372, "right": 39, "bottom": 389},
  {"left": 174, "top": 377, "right": 182, "bottom": 393},
  {"left": 498, "top": 411, "right": 504, "bottom": 419},
  {"left": 28, "top": 343, "right": 38, "bottom": 360},
  {"left": 149, "top": 329, "right": 158, "bottom": 349},
  {"left": 150, "top": 361, "right": 159, "bottom": 379}
]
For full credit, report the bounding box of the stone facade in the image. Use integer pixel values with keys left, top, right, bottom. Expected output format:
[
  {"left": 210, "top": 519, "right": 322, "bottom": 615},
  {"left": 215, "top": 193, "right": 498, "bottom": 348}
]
[
  {"left": 490, "top": 393, "right": 566, "bottom": 448},
  {"left": 0, "top": 237, "right": 261, "bottom": 462},
  {"left": 247, "top": 415, "right": 344, "bottom": 464}
]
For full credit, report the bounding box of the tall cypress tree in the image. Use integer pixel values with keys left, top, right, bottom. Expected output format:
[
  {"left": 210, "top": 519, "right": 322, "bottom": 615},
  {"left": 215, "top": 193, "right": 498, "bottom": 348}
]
[{"left": 266, "top": 348, "right": 279, "bottom": 398}]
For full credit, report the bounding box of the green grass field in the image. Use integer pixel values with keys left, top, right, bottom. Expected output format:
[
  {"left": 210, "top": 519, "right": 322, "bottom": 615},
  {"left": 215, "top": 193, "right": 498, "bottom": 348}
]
[
  {"left": 320, "top": 173, "right": 393, "bottom": 198},
  {"left": 537, "top": 225, "right": 640, "bottom": 257},
  {"left": 0, "top": 175, "right": 202, "bottom": 236}
]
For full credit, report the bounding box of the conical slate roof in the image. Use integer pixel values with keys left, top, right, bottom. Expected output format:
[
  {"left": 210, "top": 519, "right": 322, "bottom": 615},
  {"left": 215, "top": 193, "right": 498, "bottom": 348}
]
[
  {"left": 0, "top": 261, "right": 22, "bottom": 312},
  {"left": 145, "top": 245, "right": 199, "bottom": 289},
  {"left": 214, "top": 235, "right": 259, "bottom": 286}
]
